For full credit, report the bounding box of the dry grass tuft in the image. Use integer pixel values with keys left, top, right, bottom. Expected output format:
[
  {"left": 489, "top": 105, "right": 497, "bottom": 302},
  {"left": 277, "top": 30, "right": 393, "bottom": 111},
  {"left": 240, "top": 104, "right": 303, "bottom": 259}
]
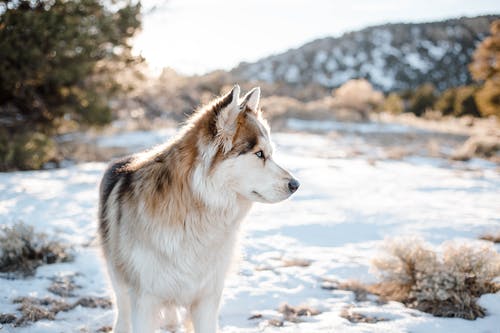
[
  {"left": 278, "top": 303, "right": 321, "bottom": 323},
  {"left": 337, "top": 280, "right": 373, "bottom": 302},
  {"left": 371, "top": 238, "right": 500, "bottom": 320},
  {"left": 340, "top": 306, "right": 387, "bottom": 324},
  {"left": 7, "top": 296, "right": 112, "bottom": 327},
  {"left": 249, "top": 303, "right": 321, "bottom": 328},
  {"left": 12, "top": 297, "right": 73, "bottom": 326},
  {"left": 0, "top": 222, "right": 73, "bottom": 276},
  {"left": 0, "top": 313, "right": 17, "bottom": 324},
  {"left": 48, "top": 274, "right": 80, "bottom": 297},
  {"left": 74, "top": 297, "right": 112, "bottom": 309},
  {"left": 281, "top": 257, "right": 312, "bottom": 268}
]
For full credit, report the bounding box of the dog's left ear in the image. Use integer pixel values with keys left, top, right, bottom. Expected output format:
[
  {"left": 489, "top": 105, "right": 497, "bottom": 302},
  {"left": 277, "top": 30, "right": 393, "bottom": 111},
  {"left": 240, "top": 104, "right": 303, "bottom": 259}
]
[{"left": 240, "top": 87, "right": 261, "bottom": 112}]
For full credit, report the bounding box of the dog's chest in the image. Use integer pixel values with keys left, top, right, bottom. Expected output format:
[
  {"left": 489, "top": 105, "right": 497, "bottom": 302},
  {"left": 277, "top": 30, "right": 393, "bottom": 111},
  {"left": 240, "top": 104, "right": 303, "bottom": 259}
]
[{"left": 132, "top": 206, "right": 249, "bottom": 304}]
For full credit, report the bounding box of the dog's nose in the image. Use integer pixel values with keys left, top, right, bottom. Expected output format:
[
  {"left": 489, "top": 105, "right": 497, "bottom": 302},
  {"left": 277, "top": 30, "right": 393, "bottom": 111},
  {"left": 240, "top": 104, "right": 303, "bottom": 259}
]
[{"left": 288, "top": 178, "right": 300, "bottom": 193}]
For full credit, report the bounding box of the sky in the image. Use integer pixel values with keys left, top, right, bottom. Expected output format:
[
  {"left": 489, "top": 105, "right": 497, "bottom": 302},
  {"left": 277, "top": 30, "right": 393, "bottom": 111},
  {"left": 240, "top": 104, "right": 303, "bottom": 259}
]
[{"left": 133, "top": 0, "right": 500, "bottom": 75}]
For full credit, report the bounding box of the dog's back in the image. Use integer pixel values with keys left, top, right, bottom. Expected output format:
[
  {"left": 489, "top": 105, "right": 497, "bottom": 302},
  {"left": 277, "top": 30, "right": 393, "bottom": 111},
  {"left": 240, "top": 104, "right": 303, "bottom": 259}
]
[{"left": 98, "top": 156, "right": 133, "bottom": 248}]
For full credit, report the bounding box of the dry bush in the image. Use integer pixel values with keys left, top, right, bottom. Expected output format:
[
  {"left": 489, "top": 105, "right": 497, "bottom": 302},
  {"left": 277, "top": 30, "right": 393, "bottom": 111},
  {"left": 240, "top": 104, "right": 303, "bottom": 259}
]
[
  {"left": 371, "top": 238, "right": 500, "bottom": 319},
  {"left": 333, "top": 79, "right": 384, "bottom": 116},
  {"left": 0, "top": 222, "right": 73, "bottom": 276},
  {"left": 3, "top": 296, "right": 112, "bottom": 327},
  {"left": 260, "top": 96, "right": 306, "bottom": 120},
  {"left": 12, "top": 297, "right": 73, "bottom": 326}
]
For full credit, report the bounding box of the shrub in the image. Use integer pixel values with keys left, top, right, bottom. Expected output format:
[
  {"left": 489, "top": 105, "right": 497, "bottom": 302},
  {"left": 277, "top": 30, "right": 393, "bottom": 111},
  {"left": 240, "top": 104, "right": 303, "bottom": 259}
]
[
  {"left": 434, "top": 88, "right": 457, "bottom": 115},
  {"left": 0, "top": 129, "right": 56, "bottom": 171},
  {"left": 333, "top": 79, "right": 384, "bottom": 112},
  {"left": 0, "top": 0, "right": 142, "bottom": 170},
  {"left": 408, "top": 83, "right": 437, "bottom": 116},
  {"left": 0, "top": 222, "right": 73, "bottom": 276},
  {"left": 371, "top": 238, "right": 500, "bottom": 320},
  {"left": 453, "top": 86, "right": 480, "bottom": 117},
  {"left": 475, "top": 80, "right": 500, "bottom": 118},
  {"left": 382, "top": 92, "right": 405, "bottom": 114}
]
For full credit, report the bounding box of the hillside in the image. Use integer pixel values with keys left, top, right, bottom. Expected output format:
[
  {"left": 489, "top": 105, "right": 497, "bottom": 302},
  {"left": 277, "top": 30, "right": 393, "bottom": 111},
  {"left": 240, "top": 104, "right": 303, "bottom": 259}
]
[{"left": 231, "top": 15, "right": 499, "bottom": 92}]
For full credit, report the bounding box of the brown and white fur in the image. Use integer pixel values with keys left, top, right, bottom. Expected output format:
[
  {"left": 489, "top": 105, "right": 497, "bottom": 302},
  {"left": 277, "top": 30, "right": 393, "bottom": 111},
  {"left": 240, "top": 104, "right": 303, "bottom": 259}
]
[{"left": 98, "top": 85, "right": 299, "bottom": 333}]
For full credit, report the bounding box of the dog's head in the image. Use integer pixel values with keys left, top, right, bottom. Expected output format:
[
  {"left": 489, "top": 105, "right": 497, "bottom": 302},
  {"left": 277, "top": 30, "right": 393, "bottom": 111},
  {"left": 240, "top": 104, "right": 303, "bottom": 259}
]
[{"left": 194, "top": 85, "right": 299, "bottom": 204}]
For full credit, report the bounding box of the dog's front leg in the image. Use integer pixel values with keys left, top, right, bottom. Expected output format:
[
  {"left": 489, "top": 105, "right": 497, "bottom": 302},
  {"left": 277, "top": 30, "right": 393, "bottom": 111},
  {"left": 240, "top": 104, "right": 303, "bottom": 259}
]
[
  {"left": 191, "top": 292, "right": 222, "bottom": 333},
  {"left": 130, "top": 291, "right": 160, "bottom": 333}
]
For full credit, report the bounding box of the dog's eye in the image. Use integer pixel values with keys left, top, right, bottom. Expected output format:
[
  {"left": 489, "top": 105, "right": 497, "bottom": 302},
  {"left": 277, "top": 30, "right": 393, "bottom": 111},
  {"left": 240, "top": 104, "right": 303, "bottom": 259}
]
[{"left": 255, "top": 150, "right": 264, "bottom": 159}]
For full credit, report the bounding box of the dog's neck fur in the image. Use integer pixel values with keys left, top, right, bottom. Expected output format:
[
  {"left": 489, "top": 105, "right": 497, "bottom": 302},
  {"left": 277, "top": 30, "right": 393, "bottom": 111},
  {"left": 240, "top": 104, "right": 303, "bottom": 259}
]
[{"left": 127, "top": 98, "right": 252, "bottom": 232}]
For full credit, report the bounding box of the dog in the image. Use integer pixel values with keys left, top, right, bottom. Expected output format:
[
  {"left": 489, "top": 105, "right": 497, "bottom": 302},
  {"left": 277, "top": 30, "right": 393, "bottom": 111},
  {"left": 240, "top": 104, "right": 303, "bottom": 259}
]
[{"left": 98, "top": 85, "right": 299, "bottom": 333}]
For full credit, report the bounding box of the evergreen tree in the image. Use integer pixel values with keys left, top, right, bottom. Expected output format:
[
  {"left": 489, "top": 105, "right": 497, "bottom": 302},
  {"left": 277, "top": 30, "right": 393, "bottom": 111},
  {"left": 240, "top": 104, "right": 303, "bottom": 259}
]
[{"left": 0, "top": 0, "right": 142, "bottom": 170}]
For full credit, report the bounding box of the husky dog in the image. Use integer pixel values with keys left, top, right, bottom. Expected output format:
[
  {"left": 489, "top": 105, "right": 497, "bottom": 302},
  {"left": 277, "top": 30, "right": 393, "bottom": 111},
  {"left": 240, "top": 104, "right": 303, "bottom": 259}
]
[{"left": 98, "top": 85, "right": 299, "bottom": 333}]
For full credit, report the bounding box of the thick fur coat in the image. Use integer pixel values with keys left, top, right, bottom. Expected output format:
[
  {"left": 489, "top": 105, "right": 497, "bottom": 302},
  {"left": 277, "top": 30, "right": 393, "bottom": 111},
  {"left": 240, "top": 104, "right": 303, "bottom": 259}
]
[{"left": 98, "top": 85, "right": 299, "bottom": 333}]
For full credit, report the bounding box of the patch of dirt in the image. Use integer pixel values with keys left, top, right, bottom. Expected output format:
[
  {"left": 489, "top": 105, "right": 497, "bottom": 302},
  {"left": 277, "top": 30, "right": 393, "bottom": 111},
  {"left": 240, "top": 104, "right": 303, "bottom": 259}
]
[
  {"left": 248, "top": 313, "right": 263, "bottom": 320},
  {"left": 479, "top": 233, "right": 500, "bottom": 243}
]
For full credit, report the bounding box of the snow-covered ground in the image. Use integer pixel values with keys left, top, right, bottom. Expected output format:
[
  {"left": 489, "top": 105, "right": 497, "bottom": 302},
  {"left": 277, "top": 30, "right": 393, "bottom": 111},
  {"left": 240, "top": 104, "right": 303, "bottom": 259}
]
[{"left": 0, "top": 124, "right": 499, "bottom": 332}]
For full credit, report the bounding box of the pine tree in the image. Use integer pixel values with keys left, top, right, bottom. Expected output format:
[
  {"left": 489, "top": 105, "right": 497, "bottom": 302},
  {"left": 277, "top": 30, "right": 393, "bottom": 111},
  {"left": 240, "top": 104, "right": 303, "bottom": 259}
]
[
  {"left": 0, "top": 0, "right": 142, "bottom": 170},
  {"left": 469, "top": 20, "right": 500, "bottom": 117}
]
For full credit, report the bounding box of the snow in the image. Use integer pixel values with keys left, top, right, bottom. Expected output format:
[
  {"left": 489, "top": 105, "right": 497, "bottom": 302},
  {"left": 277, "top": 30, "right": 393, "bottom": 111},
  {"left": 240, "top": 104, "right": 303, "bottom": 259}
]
[
  {"left": 405, "top": 53, "right": 430, "bottom": 72},
  {"left": 421, "top": 40, "right": 448, "bottom": 60},
  {"left": 284, "top": 65, "right": 300, "bottom": 83},
  {"left": 286, "top": 118, "right": 420, "bottom": 134},
  {"left": 314, "top": 51, "right": 328, "bottom": 68},
  {"left": 1, "top": 125, "right": 499, "bottom": 332}
]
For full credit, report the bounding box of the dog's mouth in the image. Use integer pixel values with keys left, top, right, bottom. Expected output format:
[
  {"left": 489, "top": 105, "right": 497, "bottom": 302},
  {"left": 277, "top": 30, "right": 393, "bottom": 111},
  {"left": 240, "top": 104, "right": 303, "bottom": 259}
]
[{"left": 251, "top": 190, "right": 266, "bottom": 200}]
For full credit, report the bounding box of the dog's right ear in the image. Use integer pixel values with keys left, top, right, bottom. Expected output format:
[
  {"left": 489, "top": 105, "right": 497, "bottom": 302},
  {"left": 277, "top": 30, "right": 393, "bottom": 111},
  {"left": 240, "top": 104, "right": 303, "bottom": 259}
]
[{"left": 215, "top": 85, "right": 241, "bottom": 153}]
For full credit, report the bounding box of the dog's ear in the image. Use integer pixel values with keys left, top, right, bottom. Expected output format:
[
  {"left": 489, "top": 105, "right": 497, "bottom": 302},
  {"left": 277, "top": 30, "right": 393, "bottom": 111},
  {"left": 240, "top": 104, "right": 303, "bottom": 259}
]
[
  {"left": 240, "top": 87, "right": 261, "bottom": 112},
  {"left": 215, "top": 85, "right": 241, "bottom": 153}
]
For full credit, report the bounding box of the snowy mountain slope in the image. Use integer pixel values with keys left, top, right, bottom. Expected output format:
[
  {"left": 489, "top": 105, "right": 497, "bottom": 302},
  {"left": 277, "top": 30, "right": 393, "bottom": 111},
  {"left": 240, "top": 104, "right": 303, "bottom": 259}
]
[
  {"left": 231, "top": 15, "right": 499, "bottom": 91},
  {"left": 0, "top": 126, "right": 499, "bottom": 332}
]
